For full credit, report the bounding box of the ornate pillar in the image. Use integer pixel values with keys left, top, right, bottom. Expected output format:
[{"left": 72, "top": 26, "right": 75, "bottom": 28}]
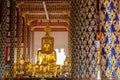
[
  {"left": 68, "top": 25, "right": 71, "bottom": 77},
  {"left": 84, "top": 0, "right": 98, "bottom": 79},
  {"left": 27, "top": 25, "right": 31, "bottom": 61},
  {"left": 70, "top": 0, "right": 81, "bottom": 78},
  {"left": 9, "top": 0, "right": 16, "bottom": 78},
  {"left": 100, "top": 0, "right": 120, "bottom": 79},
  {"left": 79, "top": 0, "right": 86, "bottom": 79},
  {"left": 0, "top": 0, "right": 7, "bottom": 79},
  {"left": 23, "top": 18, "right": 27, "bottom": 61},
  {"left": 16, "top": 9, "right": 22, "bottom": 69},
  {"left": 31, "top": 31, "right": 35, "bottom": 63}
]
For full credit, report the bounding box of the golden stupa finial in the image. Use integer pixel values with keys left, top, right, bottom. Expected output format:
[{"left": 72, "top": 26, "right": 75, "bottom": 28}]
[{"left": 45, "top": 24, "right": 51, "bottom": 36}]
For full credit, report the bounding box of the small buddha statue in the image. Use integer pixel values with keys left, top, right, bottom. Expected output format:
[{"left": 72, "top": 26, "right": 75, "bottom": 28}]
[
  {"left": 62, "top": 57, "right": 71, "bottom": 77},
  {"left": 35, "top": 25, "right": 57, "bottom": 77},
  {"left": 16, "top": 58, "right": 24, "bottom": 77},
  {"left": 25, "top": 61, "right": 33, "bottom": 76}
]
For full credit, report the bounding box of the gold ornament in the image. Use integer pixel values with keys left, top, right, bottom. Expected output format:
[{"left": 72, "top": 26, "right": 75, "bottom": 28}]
[
  {"left": 86, "top": 72, "right": 89, "bottom": 78},
  {"left": 104, "top": 22, "right": 110, "bottom": 32},
  {"left": 108, "top": 11, "right": 115, "bottom": 20},
  {"left": 86, "top": 59, "right": 89, "bottom": 65},
  {"left": 88, "top": 13, "right": 92, "bottom": 18},
  {"left": 91, "top": 6, "right": 95, "bottom": 11},
  {"left": 86, "top": 46, "right": 89, "bottom": 52},
  {"left": 101, "top": 65, "right": 105, "bottom": 71},
  {"left": 104, "top": 1, "right": 110, "bottom": 9},
  {"left": 116, "top": 68, "right": 120, "bottom": 77},
  {"left": 105, "top": 67, "right": 112, "bottom": 77},
  {"left": 114, "top": 1, "right": 117, "bottom": 9},
  {"left": 110, "top": 56, "right": 116, "bottom": 66},
  {"left": 110, "top": 33, "right": 116, "bottom": 42},
  {"left": 92, "top": 46, "right": 95, "bottom": 51},
  {"left": 92, "top": 73, "right": 96, "bottom": 78},
  {"left": 104, "top": 44, "right": 111, "bottom": 53},
  {"left": 88, "top": 27, "right": 92, "bottom": 32},
  {"left": 89, "top": 66, "right": 92, "bottom": 72},
  {"left": 88, "top": 0, "right": 92, "bottom": 5},
  {"left": 100, "top": 33, "right": 105, "bottom": 43},
  {"left": 114, "top": 23, "right": 120, "bottom": 32},
  {"left": 88, "top": 53, "right": 92, "bottom": 58},
  {"left": 101, "top": 57, "right": 106, "bottom": 66},
  {"left": 115, "top": 45, "right": 120, "bottom": 53},
  {"left": 88, "top": 39, "right": 92, "bottom": 45},
  {"left": 100, "top": 12, "right": 105, "bottom": 22},
  {"left": 91, "top": 20, "right": 95, "bottom": 26},
  {"left": 92, "top": 59, "right": 96, "bottom": 65}
]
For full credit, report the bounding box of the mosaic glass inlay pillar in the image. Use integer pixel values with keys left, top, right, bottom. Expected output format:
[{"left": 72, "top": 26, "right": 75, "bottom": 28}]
[
  {"left": 70, "top": 0, "right": 82, "bottom": 78},
  {"left": 79, "top": 0, "right": 86, "bottom": 79},
  {"left": 100, "top": 0, "right": 120, "bottom": 78},
  {"left": 70, "top": 1, "right": 78, "bottom": 77},
  {"left": 9, "top": 0, "right": 16, "bottom": 78},
  {"left": 0, "top": 0, "right": 7, "bottom": 78},
  {"left": 84, "top": 0, "right": 98, "bottom": 79}
]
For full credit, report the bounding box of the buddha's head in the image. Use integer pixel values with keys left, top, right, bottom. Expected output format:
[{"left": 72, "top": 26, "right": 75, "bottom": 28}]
[{"left": 41, "top": 25, "right": 54, "bottom": 51}]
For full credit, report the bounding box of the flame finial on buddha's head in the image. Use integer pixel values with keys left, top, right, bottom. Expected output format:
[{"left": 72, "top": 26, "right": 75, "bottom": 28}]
[{"left": 45, "top": 24, "right": 51, "bottom": 36}]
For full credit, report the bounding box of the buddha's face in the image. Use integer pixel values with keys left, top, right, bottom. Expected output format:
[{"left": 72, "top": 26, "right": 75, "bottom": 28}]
[{"left": 43, "top": 43, "right": 50, "bottom": 51}]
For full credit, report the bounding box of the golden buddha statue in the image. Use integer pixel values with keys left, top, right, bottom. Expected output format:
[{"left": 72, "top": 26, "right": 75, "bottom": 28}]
[{"left": 35, "top": 25, "right": 57, "bottom": 77}]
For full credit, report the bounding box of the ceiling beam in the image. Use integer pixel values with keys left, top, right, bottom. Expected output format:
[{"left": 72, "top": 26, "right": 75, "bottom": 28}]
[
  {"left": 26, "top": 14, "right": 69, "bottom": 20},
  {"left": 30, "top": 22, "right": 68, "bottom": 27},
  {"left": 20, "top": 3, "right": 70, "bottom": 13},
  {"left": 16, "top": 0, "right": 70, "bottom": 4},
  {"left": 26, "top": 14, "right": 69, "bottom": 24},
  {"left": 33, "top": 28, "right": 68, "bottom": 32}
]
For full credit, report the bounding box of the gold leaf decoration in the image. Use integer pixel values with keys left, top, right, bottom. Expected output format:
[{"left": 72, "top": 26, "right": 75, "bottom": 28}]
[
  {"left": 110, "top": 33, "right": 116, "bottom": 42},
  {"left": 110, "top": 56, "right": 116, "bottom": 66},
  {"left": 116, "top": 68, "right": 120, "bottom": 77},
  {"left": 104, "top": 22, "right": 110, "bottom": 32},
  {"left": 105, "top": 67, "right": 112, "bottom": 77},
  {"left": 104, "top": 44, "right": 111, "bottom": 53}
]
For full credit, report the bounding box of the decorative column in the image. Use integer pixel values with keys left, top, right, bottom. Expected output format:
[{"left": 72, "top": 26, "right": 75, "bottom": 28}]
[
  {"left": 16, "top": 9, "right": 23, "bottom": 70},
  {"left": 27, "top": 25, "right": 31, "bottom": 61},
  {"left": 70, "top": 0, "right": 81, "bottom": 78},
  {"left": 100, "top": 0, "right": 120, "bottom": 79},
  {"left": 31, "top": 31, "right": 35, "bottom": 63},
  {"left": 79, "top": 0, "right": 86, "bottom": 79},
  {"left": 0, "top": 0, "right": 7, "bottom": 79},
  {"left": 23, "top": 18, "right": 27, "bottom": 61},
  {"left": 84, "top": 0, "right": 98, "bottom": 79},
  {"left": 9, "top": 0, "right": 16, "bottom": 78},
  {"left": 68, "top": 25, "right": 71, "bottom": 77}
]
